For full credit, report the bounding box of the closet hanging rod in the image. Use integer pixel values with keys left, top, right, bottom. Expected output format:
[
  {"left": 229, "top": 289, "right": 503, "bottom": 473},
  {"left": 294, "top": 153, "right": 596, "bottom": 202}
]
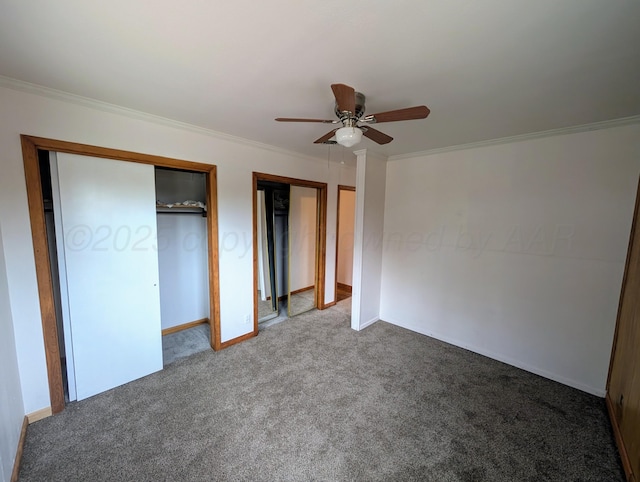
[{"left": 156, "top": 208, "right": 207, "bottom": 217}]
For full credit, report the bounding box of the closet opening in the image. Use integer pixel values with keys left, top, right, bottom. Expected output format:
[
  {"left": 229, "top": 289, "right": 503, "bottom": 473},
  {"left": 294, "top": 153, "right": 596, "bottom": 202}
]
[
  {"left": 252, "top": 173, "right": 328, "bottom": 330},
  {"left": 155, "top": 167, "right": 211, "bottom": 365},
  {"left": 22, "top": 135, "right": 221, "bottom": 414}
]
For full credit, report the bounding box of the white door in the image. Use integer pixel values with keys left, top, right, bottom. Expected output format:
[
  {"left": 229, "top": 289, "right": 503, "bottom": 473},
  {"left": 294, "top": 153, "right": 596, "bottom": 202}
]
[{"left": 52, "top": 152, "right": 163, "bottom": 401}]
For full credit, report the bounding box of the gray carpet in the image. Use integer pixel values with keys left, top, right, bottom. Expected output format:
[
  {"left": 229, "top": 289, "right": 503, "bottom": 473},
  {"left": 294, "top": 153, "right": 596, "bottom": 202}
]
[
  {"left": 288, "top": 289, "right": 315, "bottom": 316},
  {"left": 19, "top": 302, "right": 623, "bottom": 481},
  {"left": 162, "top": 323, "right": 211, "bottom": 366}
]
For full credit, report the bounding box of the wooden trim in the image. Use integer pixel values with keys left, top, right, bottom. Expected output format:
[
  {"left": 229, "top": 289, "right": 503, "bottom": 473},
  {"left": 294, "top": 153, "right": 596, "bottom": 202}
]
[
  {"left": 606, "top": 392, "right": 635, "bottom": 482},
  {"left": 26, "top": 407, "right": 52, "bottom": 423},
  {"left": 317, "top": 180, "right": 328, "bottom": 309},
  {"left": 253, "top": 172, "right": 328, "bottom": 190},
  {"left": 20, "top": 135, "right": 222, "bottom": 413},
  {"left": 161, "top": 318, "right": 209, "bottom": 336},
  {"left": 322, "top": 301, "right": 337, "bottom": 309},
  {"left": 337, "top": 282, "right": 352, "bottom": 293},
  {"left": 21, "top": 136, "right": 215, "bottom": 172},
  {"left": 253, "top": 172, "right": 328, "bottom": 315},
  {"left": 607, "top": 176, "right": 640, "bottom": 391},
  {"left": 333, "top": 185, "right": 356, "bottom": 308},
  {"left": 10, "top": 416, "right": 28, "bottom": 482},
  {"left": 219, "top": 330, "right": 258, "bottom": 349},
  {"left": 252, "top": 173, "right": 259, "bottom": 339},
  {"left": 21, "top": 136, "right": 65, "bottom": 414},
  {"left": 206, "top": 166, "right": 222, "bottom": 352},
  {"left": 290, "top": 285, "right": 314, "bottom": 296}
]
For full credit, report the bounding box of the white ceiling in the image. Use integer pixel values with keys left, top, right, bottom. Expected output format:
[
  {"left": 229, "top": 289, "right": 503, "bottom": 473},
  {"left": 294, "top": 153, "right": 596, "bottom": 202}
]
[{"left": 1, "top": 0, "right": 639, "bottom": 160}]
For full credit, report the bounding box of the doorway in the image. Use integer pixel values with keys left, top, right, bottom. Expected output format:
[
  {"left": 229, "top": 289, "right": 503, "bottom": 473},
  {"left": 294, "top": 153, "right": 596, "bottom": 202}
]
[
  {"left": 155, "top": 167, "right": 211, "bottom": 366},
  {"left": 21, "top": 135, "right": 221, "bottom": 413},
  {"left": 252, "top": 173, "right": 328, "bottom": 330},
  {"left": 335, "top": 185, "right": 356, "bottom": 303}
]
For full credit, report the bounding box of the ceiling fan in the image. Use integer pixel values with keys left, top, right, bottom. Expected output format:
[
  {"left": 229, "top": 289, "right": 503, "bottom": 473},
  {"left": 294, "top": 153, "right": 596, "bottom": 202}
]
[{"left": 275, "top": 83, "right": 430, "bottom": 148}]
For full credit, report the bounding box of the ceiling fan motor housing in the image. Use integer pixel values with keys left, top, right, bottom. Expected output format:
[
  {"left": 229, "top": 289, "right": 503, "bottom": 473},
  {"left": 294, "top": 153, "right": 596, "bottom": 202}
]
[{"left": 335, "top": 92, "right": 366, "bottom": 125}]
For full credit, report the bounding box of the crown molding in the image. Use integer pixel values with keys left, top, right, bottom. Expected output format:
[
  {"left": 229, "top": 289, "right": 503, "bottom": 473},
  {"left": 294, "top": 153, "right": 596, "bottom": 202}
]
[
  {"left": 389, "top": 115, "right": 640, "bottom": 161},
  {"left": 0, "top": 75, "right": 326, "bottom": 164},
  {"left": 4, "top": 75, "right": 637, "bottom": 165}
]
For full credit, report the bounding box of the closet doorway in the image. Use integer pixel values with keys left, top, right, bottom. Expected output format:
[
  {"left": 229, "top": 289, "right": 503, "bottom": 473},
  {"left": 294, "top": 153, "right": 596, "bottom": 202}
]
[
  {"left": 252, "top": 173, "right": 327, "bottom": 329},
  {"left": 155, "top": 167, "right": 211, "bottom": 366},
  {"left": 22, "top": 135, "right": 221, "bottom": 413},
  {"left": 335, "top": 185, "right": 356, "bottom": 303}
]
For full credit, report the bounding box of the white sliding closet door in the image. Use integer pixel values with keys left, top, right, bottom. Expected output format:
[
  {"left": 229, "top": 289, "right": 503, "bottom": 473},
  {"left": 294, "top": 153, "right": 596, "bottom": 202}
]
[{"left": 53, "top": 152, "right": 163, "bottom": 401}]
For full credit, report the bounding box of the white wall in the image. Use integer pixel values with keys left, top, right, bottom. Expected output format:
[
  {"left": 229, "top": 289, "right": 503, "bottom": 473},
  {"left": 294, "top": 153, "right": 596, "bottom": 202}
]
[
  {"left": 0, "top": 83, "right": 355, "bottom": 414},
  {"left": 288, "top": 186, "right": 317, "bottom": 292},
  {"left": 337, "top": 189, "right": 355, "bottom": 286},
  {"left": 352, "top": 150, "right": 387, "bottom": 330},
  {"left": 156, "top": 215, "right": 209, "bottom": 330},
  {"left": 0, "top": 223, "right": 25, "bottom": 482},
  {"left": 380, "top": 123, "right": 640, "bottom": 396}
]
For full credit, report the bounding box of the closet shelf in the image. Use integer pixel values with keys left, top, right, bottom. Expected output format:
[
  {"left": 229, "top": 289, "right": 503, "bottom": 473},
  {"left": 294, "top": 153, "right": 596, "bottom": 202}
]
[{"left": 156, "top": 203, "right": 207, "bottom": 216}]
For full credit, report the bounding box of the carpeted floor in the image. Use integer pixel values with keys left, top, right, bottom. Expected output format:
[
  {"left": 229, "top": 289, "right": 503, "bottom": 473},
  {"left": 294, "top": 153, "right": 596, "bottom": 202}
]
[
  {"left": 288, "top": 289, "right": 315, "bottom": 316},
  {"left": 162, "top": 323, "right": 211, "bottom": 366},
  {"left": 19, "top": 300, "right": 623, "bottom": 481}
]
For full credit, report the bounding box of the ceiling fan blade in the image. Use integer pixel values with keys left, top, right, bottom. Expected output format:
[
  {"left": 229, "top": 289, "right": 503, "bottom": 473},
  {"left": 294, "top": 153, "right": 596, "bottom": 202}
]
[
  {"left": 313, "top": 129, "right": 338, "bottom": 144},
  {"left": 368, "top": 105, "right": 430, "bottom": 123},
  {"left": 331, "top": 83, "right": 356, "bottom": 114},
  {"left": 363, "top": 127, "right": 393, "bottom": 145},
  {"left": 275, "top": 117, "right": 337, "bottom": 123}
]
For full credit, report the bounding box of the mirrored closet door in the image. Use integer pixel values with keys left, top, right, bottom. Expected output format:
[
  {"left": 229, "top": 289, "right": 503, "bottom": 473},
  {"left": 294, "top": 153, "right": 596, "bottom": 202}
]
[
  {"left": 256, "top": 189, "right": 278, "bottom": 322},
  {"left": 288, "top": 186, "right": 318, "bottom": 316},
  {"left": 253, "top": 173, "right": 327, "bottom": 329}
]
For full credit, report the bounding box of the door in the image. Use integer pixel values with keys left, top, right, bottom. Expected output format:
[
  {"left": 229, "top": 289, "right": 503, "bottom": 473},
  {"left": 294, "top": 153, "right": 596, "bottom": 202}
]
[
  {"left": 256, "top": 189, "right": 278, "bottom": 322},
  {"left": 52, "top": 152, "right": 163, "bottom": 401},
  {"left": 607, "top": 178, "right": 640, "bottom": 480},
  {"left": 288, "top": 185, "right": 317, "bottom": 316}
]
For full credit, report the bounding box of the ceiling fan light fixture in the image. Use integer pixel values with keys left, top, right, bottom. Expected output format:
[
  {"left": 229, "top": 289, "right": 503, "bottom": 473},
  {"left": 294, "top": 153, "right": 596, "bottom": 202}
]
[{"left": 335, "top": 126, "right": 362, "bottom": 148}]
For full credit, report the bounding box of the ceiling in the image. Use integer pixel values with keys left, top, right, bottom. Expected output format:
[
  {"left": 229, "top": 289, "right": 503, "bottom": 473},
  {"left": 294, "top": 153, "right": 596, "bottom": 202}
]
[{"left": 1, "top": 0, "right": 639, "bottom": 160}]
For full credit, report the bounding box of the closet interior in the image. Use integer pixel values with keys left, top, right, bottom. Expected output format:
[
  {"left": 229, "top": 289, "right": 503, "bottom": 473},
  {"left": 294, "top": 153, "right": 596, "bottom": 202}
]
[{"left": 155, "top": 167, "right": 210, "bottom": 365}]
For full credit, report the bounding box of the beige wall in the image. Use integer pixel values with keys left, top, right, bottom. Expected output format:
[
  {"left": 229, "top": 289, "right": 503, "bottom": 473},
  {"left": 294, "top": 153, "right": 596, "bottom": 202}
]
[
  {"left": 288, "top": 186, "right": 317, "bottom": 292},
  {"left": 337, "top": 189, "right": 355, "bottom": 286},
  {"left": 380, "top": 123, "right": 640, "bottom": 395}
]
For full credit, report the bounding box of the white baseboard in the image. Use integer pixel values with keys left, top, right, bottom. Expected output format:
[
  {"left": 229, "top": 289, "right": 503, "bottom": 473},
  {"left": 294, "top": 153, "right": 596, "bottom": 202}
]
[
  {"left": 358, "top": 317, "right": 379, "bottom": 331},
  {"left": 382, "top": 317, "right": 605, "bottom": 397},
  {"left": 27, "top": 407, "right": 52, "bottom": 423}
]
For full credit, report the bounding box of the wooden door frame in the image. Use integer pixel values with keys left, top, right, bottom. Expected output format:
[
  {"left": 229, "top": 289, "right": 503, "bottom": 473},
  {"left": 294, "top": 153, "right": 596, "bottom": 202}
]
[
  {"left": 604, "top": 176, "right": 640, "bottom": 481},
  {"left": 335, "top": 185, "right": 356, "bottom": 303},
  {"left": 252, "top": 172, "right": 328, "bottom": 333},
  {"left": 21, "top": 135, "right": 222, "bottom": 414}
]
